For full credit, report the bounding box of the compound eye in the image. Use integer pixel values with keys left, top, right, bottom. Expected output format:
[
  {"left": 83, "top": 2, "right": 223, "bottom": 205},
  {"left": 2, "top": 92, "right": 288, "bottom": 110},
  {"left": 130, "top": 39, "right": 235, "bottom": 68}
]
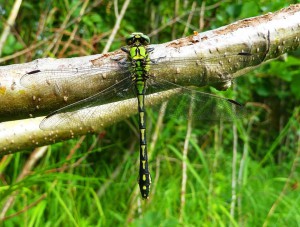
[
  {"left": 141, "top": 34, "right": 150, "bottom": 44},
  {"left": 126, "top": 35, "right": 135, "bottom": 45}
]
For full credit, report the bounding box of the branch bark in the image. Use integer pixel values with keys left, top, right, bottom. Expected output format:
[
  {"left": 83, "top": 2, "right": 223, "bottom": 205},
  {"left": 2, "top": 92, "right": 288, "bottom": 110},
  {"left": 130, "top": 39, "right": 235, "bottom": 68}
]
[{"left": 0, "top": 4, "right": 300, "bottom": 155}]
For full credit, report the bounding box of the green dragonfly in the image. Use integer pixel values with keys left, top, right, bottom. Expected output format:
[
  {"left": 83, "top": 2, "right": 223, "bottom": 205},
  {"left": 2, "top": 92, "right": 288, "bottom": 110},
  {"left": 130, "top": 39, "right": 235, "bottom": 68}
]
[{"left": 21, "top": 32, "right": 259, "bottom": 199}]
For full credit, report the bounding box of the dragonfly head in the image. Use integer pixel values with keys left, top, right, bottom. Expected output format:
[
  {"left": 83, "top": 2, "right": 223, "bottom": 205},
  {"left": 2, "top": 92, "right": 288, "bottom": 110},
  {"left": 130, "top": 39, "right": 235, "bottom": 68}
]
[{"left": 126, "top": 32, "right": 150, "bottom": 46}]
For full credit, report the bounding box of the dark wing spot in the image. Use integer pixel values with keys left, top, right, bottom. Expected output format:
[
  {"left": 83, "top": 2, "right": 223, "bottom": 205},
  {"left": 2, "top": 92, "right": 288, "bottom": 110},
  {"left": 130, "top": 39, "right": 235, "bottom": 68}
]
[{"left": 27, "top": 70, "right": 41, "bottom": 74}]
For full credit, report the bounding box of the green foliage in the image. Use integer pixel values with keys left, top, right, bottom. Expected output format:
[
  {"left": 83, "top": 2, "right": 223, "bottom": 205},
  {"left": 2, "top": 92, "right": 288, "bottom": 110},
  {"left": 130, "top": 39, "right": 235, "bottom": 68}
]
[
  {"left": 1, "top": 0, "right": 300, "bottom": 226},
  {"left": 2, "top": 35, "right": 24, "bottom": 55}
]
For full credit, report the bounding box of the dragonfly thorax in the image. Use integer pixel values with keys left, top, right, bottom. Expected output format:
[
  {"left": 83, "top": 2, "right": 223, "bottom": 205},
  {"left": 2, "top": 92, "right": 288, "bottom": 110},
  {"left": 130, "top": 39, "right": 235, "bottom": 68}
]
[{"left": 129, "top": 46, "right": 148, "bottom": 60}]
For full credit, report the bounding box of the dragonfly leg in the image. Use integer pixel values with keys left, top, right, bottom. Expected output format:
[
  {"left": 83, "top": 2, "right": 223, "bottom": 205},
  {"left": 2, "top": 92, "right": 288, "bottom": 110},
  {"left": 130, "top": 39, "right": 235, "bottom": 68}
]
[
  {"left": 150, "top": 56, "right": 166, "bottom": 64},
  {"left": 121, "top": 46, "right": 130, "bottom": 53},
  {"left": 147, "top": 47, "right": 154, "bottom": 53}
]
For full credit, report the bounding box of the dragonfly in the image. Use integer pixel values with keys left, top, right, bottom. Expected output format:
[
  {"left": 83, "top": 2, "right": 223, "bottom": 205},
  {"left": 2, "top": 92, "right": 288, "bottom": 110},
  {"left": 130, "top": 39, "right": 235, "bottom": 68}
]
[{"left": 21, "top": 32, "right": 260, "bottom": 199}]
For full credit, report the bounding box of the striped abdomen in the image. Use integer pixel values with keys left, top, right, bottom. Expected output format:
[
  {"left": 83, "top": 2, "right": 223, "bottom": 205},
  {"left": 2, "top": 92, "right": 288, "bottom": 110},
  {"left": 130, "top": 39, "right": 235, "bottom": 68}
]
[{"left": 135, "top": 79, "right": 151, "bottom": 199}]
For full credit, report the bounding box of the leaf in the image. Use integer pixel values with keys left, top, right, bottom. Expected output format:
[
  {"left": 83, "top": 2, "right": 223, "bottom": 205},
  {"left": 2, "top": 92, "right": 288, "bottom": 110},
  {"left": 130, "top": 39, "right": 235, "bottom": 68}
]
[
  {"left": 2, "top": 35, "right": 24, "bottom": 55},
  {"left": 291, "top": 75, "right": 300, "bottom": 99}
]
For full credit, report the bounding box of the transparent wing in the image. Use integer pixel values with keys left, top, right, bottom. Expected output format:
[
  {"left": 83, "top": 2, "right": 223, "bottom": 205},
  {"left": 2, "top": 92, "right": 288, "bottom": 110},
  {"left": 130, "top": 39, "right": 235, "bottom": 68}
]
[
  {"left": 20, "top": 58, "right": 131, "bottom": 88},
  {"left": 145, "top": 76, "right": 245, "bottom": 121},
  {"left": 148, "top": 52, "right": 262, "bottom": 83},
  {"left": 149, "top": 52, "right": 257, "bottom": 67},
  {"left": 40, "top": 76, "right": 135, "bottom": 130}
]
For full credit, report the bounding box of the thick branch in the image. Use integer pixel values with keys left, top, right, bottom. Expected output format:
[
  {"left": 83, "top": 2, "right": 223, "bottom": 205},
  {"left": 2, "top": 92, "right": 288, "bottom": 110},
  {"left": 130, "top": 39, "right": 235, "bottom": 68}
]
[{"left": 0, "top": 90, "right": 178, "bottom": 154}]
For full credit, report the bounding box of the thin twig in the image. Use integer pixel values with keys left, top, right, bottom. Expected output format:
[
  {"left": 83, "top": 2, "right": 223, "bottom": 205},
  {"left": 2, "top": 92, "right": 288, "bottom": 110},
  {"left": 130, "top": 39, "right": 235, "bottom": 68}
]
[
  {"left": 148, "top": 0, "right": 228, "bottom": 37},
  {"left": 0, "top": 146, "right": 48, "bottom": 220},
  {"left": 0, "top": 0, "right": 103, "bottom": 63},
  {"left": 182, "top": 1, "right": 197, "bottom": 37},
  {"left": 58, "top": 0, "right": 90, "bottom": 57},
  {"left": 114, "top": 0, "right": 119, "bottom": 17},
  {"left": 97, "top": 141, "right": 136, "bottom": 198},
  {"left": 102, "top": 0, "right": 131, "bottom": 53},
  {"left": 179, "top": 94, "right": 194, "bottom": 223},
  {"left": 0, "top": 194, "right": 47, "bottom": 221},
  {"left": 1, "top": 131, "right": 94, "bottom": 220},
  {"left": 0, "top": 155, "right": 14, "bottom": 175},
  {"left": 263, "top": 116, "right": 300, "bottom": 227},
  {"left": 230, "top": 123, "right": 238, "bottom": 221},
  {"left": 0, "top": 38, "right": 49, "bottom": 64},
  {"left": 48, "top": 1, "right": 83, "bottom": 56},
  {"left": 58, "top": 135, "right": 86, "bottom": 172},
  {"left": 152, "top": 156, "right": 161, "bottom": 201},
  {"left": 237, "top": 118, "right": 253, "bottom": 225},
  {"left": 149, "top": 102, "right": 167, "bottom": 155},
  {"left": 199, "top": 1, "right": 206, "bottom": 31},
  {"left": 172, "top": 0, "right": 180, "bottom": 39},
  {"left": 0, "top": 0, "right": 23, "bottom": 56},
  {"left": 207, "top": 122, "right": 223, "bottom": 219},
  {"left": 148, "top": 102, "right": 167, "bottom": 202}
]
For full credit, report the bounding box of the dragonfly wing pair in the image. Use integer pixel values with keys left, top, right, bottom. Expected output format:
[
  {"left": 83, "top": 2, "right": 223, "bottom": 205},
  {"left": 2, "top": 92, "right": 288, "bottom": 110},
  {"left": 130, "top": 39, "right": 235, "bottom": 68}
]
[{"left": 20, "top": 32, "right": 254, "bottom": 200}]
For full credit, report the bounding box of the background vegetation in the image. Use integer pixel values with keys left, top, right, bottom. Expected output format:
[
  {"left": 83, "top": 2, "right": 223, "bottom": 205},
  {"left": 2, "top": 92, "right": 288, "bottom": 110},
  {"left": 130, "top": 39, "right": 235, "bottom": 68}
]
[{"left": 1, "top": 0, "right": 300, "bottom": 226}]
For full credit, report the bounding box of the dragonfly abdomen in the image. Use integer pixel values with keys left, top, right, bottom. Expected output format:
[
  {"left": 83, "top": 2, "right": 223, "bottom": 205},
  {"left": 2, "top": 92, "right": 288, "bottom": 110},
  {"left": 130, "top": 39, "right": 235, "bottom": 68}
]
[{"left": 135, "top": 79, "right": 151, "bottom": 199}]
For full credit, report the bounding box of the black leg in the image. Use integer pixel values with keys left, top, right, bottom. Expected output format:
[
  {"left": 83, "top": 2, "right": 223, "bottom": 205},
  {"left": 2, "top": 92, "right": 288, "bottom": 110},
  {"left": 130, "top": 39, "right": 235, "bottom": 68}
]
[
  {"left": 147, "top": 47, "right": 154, "bottom": 53},
  {"left": 121, "top": 47, "right": 130, "bottom": 53}
]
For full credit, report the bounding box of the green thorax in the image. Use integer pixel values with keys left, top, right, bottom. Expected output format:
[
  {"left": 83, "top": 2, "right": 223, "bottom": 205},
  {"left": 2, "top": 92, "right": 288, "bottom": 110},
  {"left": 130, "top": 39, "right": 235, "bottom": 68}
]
[{"left": 125, "top": 33, "right": 151, "bottom": 77}]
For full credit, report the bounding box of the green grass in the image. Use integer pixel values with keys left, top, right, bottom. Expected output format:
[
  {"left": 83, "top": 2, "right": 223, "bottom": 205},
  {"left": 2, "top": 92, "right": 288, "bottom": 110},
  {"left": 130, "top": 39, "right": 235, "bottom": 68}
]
[
  {"left": 1, "top": 0, "right": 300, "bottom": 226},
  {"left": 2, "top": 113, "right": 300, "bottom": 226}
]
